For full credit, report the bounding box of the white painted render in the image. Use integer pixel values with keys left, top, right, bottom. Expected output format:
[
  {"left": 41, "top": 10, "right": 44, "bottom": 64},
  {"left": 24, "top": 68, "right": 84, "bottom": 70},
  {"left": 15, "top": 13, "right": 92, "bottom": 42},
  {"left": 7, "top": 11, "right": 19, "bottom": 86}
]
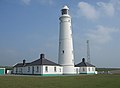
[
  {"left": 79, "top": 67, "right": 96, "bottom": 74},
  {"left": 6, "top": 70, "right": 12, "bottom": 74},
  {"left": 13, "top": 65, "right": 63, "bottom": 75},
  {"left": 42, "top": 65, "right": 63, "bottom": 75},
  {"left": 58, "top": 5, "right": 75, "bottom": 74},
  {"left": 74, "top": 67, "right": 79, "bottom": 74},
  {"left": 13, "top": 65, "right": 96, "bottom": 75}
]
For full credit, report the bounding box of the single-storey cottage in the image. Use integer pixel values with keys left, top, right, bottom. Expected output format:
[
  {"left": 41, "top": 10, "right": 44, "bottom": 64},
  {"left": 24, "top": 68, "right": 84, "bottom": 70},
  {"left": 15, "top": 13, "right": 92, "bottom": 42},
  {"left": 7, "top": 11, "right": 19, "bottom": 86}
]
[
  {"left": 13, "top": 54, "right": 63, "bottom": 76},
  {"left": 75, "top": 58, "right": 97, "bottom": 74}
]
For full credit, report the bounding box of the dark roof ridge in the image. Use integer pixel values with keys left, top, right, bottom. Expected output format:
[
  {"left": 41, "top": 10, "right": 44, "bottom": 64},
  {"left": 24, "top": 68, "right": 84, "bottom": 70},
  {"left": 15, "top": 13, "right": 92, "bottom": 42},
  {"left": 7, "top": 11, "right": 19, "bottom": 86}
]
[
  {"left": 14, "top": 56, "right": 61, "bottom": 67},
  {"left": 75, "top": 58, "right": 95, "bottom": 67}
]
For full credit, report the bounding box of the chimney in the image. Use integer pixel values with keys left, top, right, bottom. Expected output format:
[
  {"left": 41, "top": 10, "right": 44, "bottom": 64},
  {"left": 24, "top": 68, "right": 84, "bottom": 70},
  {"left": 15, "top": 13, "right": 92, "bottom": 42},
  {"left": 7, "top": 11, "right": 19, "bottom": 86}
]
[
  {"left": 23, "top": 59, "right": 26, "bottom": 65},
  {"left": 40, "top": 54, "right": 45, "bottom": 65},
  {"left": 82, "top": 58, "right": 85, "bottom": 62},
  {"left": 40, "top": 54, "right": 45, "bottom": 59}
]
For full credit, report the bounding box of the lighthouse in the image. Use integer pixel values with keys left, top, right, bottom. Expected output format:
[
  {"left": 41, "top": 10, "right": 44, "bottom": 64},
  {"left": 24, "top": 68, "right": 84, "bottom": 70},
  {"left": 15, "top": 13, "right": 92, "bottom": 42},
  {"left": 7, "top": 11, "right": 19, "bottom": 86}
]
[{"left": 58, "top": 5, "right": 75, "bottom": 74}]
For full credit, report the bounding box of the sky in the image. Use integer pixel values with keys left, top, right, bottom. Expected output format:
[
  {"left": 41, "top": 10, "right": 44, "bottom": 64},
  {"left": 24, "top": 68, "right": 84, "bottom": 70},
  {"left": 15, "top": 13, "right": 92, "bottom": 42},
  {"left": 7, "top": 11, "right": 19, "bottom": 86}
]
[{"left": 0, "top": 0, "right": 120, "bottom": 68}]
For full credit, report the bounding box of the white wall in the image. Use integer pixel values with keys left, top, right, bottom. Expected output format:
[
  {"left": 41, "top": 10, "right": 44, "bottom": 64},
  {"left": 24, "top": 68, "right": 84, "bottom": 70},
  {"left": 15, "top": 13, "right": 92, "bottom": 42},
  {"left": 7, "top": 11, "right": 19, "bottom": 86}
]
[
  {"left": 79, "top": 67, "right": 96, "bottom": 74},
  {"left": 6, "top": 70, "right": 12, "bottom": 74},
  {"left": 13, "top": 66, "right": 42, "bottom": 75},
  {"left": 43, "top": 65, "right": 63, "bottom": 75},
  {"left": 23, "top": 66, "right": 42, "bottom": 75},
  {"left": 74, "top": 67, "right": 79, "bottom": 74},
  {"left": 73, "top": 67, "right": 96, "bottom": 74},
  {"left": 13, "top": 65, "right": 63, "bottom": 75}
]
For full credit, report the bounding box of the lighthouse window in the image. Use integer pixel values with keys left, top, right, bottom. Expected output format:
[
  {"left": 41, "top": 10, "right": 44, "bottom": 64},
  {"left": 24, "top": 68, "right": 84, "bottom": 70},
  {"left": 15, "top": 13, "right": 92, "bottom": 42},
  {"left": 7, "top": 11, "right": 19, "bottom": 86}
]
[
  {"left": 62, "top": 9, "right": 67, "bottom": 15},
  {"left": 59, "top": 42, "right": 61, "bottom": 45},
  {"left": 62, "top": 50, "right": 64, "bottom": 54}
]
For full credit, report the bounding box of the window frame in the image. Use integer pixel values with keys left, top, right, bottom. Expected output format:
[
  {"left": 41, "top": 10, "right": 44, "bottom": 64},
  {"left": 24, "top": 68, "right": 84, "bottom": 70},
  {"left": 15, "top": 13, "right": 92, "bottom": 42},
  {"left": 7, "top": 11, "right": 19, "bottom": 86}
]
[
  {"left": 54, "top": 67, "right": 57, "bottom": 72},
  {"left": 45, "top": 66, "right": 48, "bottom": 72},
  {"left": 83, "top": 67, "right": 85, "bottom": 72},
  {"left": 28, "top": 67, "right": 30, "bottom": 72},
  {"left": 36, "top": 66, "right": 39, "bottom": 72},
  {"left": 88, "top": 67, "right": 90, "bottom": 71}
]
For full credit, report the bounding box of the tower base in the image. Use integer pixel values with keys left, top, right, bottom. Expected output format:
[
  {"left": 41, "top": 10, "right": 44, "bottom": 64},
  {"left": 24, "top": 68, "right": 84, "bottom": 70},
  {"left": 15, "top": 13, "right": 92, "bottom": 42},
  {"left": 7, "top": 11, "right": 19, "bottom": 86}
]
[{"left": 62, "top": 65, "right": 75, "bottom": 74}]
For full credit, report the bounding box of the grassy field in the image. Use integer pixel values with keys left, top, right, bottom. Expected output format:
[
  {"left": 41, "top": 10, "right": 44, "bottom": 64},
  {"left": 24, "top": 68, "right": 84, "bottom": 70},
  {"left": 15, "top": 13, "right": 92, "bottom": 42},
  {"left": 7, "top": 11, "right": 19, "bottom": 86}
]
[{"left": 0, "top": 74, "right": 120, "bottom": 88}]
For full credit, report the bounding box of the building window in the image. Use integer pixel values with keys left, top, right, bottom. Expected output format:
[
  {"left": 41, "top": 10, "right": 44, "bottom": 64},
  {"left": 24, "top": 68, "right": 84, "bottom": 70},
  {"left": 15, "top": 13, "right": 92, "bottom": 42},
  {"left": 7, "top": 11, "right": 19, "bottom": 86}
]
[
  {"left": 88, "top": 68, "right": 90, "bottom": 71},
  {"left": 79, "top": 68, "right": 81, "bottom": 72},
  {"left": 28, "top": 67, "right": 30, "bottom": 72},
  {"left": 54, "top": 67, "right": 57, "bottom": 72},
  {"left": 92, "top": 68, "right": 94, "bottom": 71},
  {"left": 36, "top": 66, "right": 39, "bottom": 72},
  {"left": 59, "top": 68, "right": 61, "bottom": 72},
  {"left": 83, "top": 68, "right": 85, "bottom": 71},
  {"left": 21, "top": 68, "right": 22, "bottom": 73},
  {"left": 45, "top": 66, "right": 48, "bottom": 72}
]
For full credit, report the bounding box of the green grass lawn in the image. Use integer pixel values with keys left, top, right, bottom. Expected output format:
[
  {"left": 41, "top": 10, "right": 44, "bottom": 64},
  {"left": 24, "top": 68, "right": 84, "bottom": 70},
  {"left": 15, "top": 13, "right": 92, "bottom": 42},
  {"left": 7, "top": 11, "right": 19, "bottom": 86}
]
[{"left": 0, "top": 74, "right": 120, "bottom": 88}]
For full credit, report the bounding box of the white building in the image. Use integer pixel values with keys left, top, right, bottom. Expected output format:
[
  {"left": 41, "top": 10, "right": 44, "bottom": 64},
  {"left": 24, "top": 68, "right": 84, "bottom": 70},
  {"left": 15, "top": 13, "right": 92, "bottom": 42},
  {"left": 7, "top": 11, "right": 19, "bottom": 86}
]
[
  {"left": 58, "top": 5, "right": 75, "bottom": 74},
  {"left": 13, "top": 5, "right": 97, "bottom": 76},
  {"left": 13, "top": 54, "right": 63, "bottom": 76},
  {"left": 75, "top": 58, "right": 96, "bottom": 74}
]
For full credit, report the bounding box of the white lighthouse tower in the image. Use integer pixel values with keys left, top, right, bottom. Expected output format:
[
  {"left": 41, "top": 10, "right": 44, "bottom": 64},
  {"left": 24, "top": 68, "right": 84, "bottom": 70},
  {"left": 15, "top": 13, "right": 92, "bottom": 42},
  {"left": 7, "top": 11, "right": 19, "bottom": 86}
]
[{"left": 58, "top": 5, "right": 75, "bottom": 74}]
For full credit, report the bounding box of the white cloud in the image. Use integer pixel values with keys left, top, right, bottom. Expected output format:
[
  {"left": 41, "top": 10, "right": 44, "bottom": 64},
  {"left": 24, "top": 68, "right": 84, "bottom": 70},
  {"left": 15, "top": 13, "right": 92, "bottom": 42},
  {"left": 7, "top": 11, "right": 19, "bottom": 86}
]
[
  {"left": 86, "top": 25, "right": 118, "bottom": 44},
  {"left": 97, "top": 2, "right": 115, "bottom": 17},
  {"left": 110, "top": 0, "right": 120, "bottom": 10},
  {"left": 21, "top": 0, "right": 31, "bottom": 5},
  {"left": 77, "top": 0, "right": 120, "bottom": 20},
  {"left": 78, "top": 2, "right": 99, "bottom": 20}
]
